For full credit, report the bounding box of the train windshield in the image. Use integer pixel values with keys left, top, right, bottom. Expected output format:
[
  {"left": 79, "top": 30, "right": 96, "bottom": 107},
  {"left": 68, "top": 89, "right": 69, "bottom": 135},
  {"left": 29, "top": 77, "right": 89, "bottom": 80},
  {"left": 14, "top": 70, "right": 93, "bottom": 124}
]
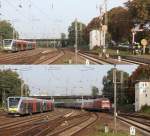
[
  {"left": 9, "top": 98, "right": 20, "bottom": 108},
  {"left": 3, "top": 39, "right": 12, "bottom": 46}
]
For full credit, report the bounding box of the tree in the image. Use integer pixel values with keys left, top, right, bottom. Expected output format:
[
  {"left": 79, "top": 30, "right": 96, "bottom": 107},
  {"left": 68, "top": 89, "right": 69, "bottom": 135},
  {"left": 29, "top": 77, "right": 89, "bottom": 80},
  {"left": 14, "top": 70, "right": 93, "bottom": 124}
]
[
  {"left": 125, "top": 0, "right": 150, "bottom": 44},
  {"left": 125, "top": 0, "right": 150, "bottom": 22},
  {"left": 91, "top": 86, "right": 99, "bottom": 97},
  {"left": 0, "top": 20, "right": 19, "bottom": 40},
  {"left": 107, "top": 7, "right": 132, "bottom": 43},
  {"left": 23, "top": 84, "right": 30, "bottom": 97},
  {"left": 68, "top": 21, "right": 88, "bottom": 48},
  {"left": 61, "top": 33, "right": 67, "bottom": 47},
  {"left": 103, "top": 68, "right": 129, "bottom": 104},
  {"left": 0, "top": 69, "right": 29, "bottom": 106}
]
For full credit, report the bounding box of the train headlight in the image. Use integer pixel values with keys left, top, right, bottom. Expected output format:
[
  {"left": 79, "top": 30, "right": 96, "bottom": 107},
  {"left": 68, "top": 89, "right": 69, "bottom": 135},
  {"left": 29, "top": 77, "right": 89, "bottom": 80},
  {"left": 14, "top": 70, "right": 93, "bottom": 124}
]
[{"left": 9, "top": 108, "right": 18, "bottom": 113}]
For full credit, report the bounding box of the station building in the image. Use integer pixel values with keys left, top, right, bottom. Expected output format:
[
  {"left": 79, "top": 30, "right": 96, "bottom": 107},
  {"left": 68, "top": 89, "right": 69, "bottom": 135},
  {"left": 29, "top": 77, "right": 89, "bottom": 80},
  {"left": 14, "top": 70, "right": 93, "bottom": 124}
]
[{"left": 135, "top": 80, "right": 150, "bottom": 111}]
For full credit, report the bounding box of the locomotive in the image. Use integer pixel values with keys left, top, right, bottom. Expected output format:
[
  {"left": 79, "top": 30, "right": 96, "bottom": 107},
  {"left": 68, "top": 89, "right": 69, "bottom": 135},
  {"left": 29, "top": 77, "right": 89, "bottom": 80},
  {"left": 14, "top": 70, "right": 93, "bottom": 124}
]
[
  {"left": 55, "top": 98, "right": 111, "bottom": 112},
  {"left": 7, "top": 97, "right": 54, "bottom": 115},
  {"left": 3, "top": 39, "right": 36, "bottom": 52}
]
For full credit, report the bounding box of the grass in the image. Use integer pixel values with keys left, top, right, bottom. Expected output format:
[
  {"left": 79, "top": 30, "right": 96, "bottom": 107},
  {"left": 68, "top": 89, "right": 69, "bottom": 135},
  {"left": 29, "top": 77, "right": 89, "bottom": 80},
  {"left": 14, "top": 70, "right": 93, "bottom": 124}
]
[
  {"left": 140, "top": 105, "right": 150, "bottom": 115},
  {"left": 92, "top": 132, "right": 128, "bottom": 136},
  {"left": 91, "top": 124, "right": 129, "bottom": 136},
  {"left": 91, "top": 47, "right": 131, "bottom": 56}
]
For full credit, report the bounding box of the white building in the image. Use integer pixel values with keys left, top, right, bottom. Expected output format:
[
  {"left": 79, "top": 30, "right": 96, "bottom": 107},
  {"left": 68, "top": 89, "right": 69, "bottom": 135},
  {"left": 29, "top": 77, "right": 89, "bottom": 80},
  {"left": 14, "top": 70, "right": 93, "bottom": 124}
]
[
  {"left": 89, "top": 30, "right": 101, "bottom": 50},
  {"left": 135, "top": 81, "right": 150, "bottom": 111}
]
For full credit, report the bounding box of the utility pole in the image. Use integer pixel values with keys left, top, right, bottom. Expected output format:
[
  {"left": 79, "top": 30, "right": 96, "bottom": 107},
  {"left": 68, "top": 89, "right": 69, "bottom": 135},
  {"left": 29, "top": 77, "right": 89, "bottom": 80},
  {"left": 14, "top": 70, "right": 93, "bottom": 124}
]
[
  {"left": 75, "top": 18, "right": 78, "bottom": 64},
  {"left": 113, "top": 66, "right": 117, "bottom": 133},
  {"left": 120, "top": 72, "right": 124, "bottom": 104},
  {"left": 21, "top": 79, "right": 24, "bottom": 96},
  {"left": 103, "top": 0, "right": 108, "bottom": 52},
  {"left": 2, "top": 89, "right": 6, "bottom": 110},
  {"left": 113, "top": 66, "right": 123, "bottom": 133},
  {"left": 99, "top": 6, "right": 102, "bottom": 47}
]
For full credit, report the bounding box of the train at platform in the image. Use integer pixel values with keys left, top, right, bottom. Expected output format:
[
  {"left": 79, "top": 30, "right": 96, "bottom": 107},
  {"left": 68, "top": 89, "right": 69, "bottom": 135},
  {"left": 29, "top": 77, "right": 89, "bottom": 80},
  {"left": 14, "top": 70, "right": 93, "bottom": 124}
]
[
  {"left": 7, "top": 97, "right": 54, "bottom": 115},
  {"left": 3, "top": 39, "right": 36, "bottom": 52},
  {"left": 55, "top": 98, "right": 111, "bottom": 112}
]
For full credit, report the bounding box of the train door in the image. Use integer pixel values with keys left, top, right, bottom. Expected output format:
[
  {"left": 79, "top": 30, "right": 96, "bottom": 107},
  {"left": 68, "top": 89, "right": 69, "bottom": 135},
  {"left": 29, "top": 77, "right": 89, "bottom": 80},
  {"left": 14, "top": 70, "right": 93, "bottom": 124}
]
[
  {"left": 12, "top": 41, "right": 17, "bottom": 52},
  {"left": 28, "top": 100, "right": 33, "bottom": 114},
  {"left": 25, "top": 100, "right": 29, "bottom": 114},
  {"left": 16, "top": 42, "right": 21, "bottom": 51},
  {"left": 33, "top": 99, "right": 36, "bottom": 113},
  {"left": 20, "top": 100, "right": 28, "bottom": 114}
]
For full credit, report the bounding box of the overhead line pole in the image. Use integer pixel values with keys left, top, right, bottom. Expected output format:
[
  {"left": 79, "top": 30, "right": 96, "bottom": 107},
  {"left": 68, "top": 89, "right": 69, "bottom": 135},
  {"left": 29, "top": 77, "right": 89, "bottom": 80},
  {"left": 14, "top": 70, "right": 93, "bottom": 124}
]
[
  {"left": 75, "top": 18, "right": 78, "bottom": 64},
  {"left": 104, "top": 0, "right": 108, "bottom": 52},
  {"left": 113, "top": 65, "right": 117, "bottom": 133}
]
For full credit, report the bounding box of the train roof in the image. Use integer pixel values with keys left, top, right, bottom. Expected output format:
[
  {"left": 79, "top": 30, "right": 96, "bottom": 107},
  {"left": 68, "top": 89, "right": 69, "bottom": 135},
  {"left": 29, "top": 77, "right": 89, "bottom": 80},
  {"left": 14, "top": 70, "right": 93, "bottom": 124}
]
[
  {"left": 3, "top": 39, "right": 36, "bottom": 43},
  {"left": 8, "top": 96, "right": 53, "bottom": 102}
]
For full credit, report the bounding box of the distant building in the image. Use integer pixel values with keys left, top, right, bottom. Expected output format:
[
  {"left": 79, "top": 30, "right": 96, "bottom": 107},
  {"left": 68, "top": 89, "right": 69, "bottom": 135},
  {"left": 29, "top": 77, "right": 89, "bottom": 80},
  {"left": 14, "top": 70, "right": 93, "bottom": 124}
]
[{"left": 135, "top": 81, "right": 150, "bottom": 111}]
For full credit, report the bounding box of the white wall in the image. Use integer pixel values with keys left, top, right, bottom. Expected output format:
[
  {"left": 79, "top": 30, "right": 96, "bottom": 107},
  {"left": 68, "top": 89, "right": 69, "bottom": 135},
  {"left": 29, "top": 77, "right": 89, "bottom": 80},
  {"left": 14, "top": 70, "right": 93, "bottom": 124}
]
[
  {"left": 89, "top": 30, "right": 100, "bottom": 50},
  {"left": 135, "top": 82, "right": 150, "bottom": 111}
]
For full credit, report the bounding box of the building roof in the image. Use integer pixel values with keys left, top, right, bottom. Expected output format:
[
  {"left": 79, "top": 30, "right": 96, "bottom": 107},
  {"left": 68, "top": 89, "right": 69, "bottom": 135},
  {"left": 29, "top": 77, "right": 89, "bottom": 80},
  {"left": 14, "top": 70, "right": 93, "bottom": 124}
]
[{"left": 135, "top": 80, "right": 150, "bottom": 84}]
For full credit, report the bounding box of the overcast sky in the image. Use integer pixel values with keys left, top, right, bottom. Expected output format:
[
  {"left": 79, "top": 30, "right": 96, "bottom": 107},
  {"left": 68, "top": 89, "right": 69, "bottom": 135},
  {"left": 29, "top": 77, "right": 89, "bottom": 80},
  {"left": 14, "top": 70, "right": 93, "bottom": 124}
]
[
  {"left": 0, "top": 0, "right": 128, "bottom": 39},
  {"left": 0, "top": 65, "right": 137, "bottom": 96}
]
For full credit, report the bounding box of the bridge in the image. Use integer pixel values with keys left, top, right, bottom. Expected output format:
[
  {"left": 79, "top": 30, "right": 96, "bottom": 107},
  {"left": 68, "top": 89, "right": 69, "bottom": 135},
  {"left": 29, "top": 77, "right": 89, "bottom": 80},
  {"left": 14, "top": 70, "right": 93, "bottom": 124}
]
[{"left": 22, "top": 38, "right": 68, "bottom": 48}]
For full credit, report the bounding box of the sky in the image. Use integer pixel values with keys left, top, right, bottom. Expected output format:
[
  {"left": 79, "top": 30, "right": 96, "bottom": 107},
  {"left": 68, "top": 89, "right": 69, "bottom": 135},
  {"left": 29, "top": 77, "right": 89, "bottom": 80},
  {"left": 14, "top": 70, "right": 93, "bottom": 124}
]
[
  {"left": 0, "top": 65, "right": 138, "bottom": 96},
  {"left": 0, "top": 0, "right": 128, "bottom": 39}
]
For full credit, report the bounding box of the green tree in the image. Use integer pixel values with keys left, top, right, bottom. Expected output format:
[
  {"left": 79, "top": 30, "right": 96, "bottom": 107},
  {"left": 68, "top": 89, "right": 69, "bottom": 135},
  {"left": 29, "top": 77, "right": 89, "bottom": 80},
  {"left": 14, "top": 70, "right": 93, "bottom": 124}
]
[
  {"left": 0, "top": 20, "right": 19, "bottom": 40},
  {"left": 103, "top": 68, "right": 129, "bottom": 104},
  {"left": 91, "top": 86, "right": 99, "bottom": 97},
  {"left": 61, "top": 33, "right": 67, "bottom": 47},
  {"left": 107, "top": 7, "right": 132, "bottom": 43},
  {"left": 22, "top": 84, "right": 30, "bottom": 97},
  {"left": 0, "top": 69, "right": 29, "bottom": 106},
  {"left": 68, "top": 21, "right": 88, "bottom": 48},
  {"left": 125, "top": 0, "right": 150, "bottom": 22}
]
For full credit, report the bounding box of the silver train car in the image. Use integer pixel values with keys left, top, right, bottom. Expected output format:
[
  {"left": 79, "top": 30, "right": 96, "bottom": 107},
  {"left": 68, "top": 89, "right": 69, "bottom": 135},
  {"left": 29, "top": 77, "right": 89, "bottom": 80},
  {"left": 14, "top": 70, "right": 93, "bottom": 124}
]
[
  {"left": 7, "top": 97, "right": 54, "bottom": 115},
  {"left": 3, "top": 39, "right": 36, "bottom": 52}
]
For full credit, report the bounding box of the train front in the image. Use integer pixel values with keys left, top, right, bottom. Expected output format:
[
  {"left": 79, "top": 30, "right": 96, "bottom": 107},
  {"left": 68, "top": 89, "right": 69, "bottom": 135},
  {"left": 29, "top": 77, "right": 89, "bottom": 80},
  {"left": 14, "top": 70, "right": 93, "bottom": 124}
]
[
  {"left": 3, "top": 39, "right": 13, "bottom": 51},
  {"left": 7, "top": 97, "right": 20, "bottom": 114}
]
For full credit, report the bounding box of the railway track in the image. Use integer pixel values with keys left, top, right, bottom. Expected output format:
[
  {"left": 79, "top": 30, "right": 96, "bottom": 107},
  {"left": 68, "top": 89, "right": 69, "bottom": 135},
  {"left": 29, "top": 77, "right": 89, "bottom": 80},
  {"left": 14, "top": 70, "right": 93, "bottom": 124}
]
[
  {"left": 80, "top": 51, "right": 150, "bottom": 65},
  {"left": 118, "top": 114, "right": 150, "bottom": 136},
  {"left": 0, "top": 48, "right": 64, "bottom": 64},
  {"left": 78, "top": 52, "right": 108, "bottom": 64},
  {"left": 0, "top": 109, "right": 73, "bottom": 136},
  {"left": 0, "top": 109, "right": 98, "bottom": 136},
  {"left": 78, "top": 52, "right": 129, "bottom": 64},
  {"left": 34, "top": 50, "right": 65, "bottom": 64},
  {"left": 121, "top": 56, "right": 150, "bottom": 65},
  {"left": 0, "top": 49, "right": 46, "bottom": 64},
  {"left": 46, "top": 112, "right": 98, "bottom": 136}
]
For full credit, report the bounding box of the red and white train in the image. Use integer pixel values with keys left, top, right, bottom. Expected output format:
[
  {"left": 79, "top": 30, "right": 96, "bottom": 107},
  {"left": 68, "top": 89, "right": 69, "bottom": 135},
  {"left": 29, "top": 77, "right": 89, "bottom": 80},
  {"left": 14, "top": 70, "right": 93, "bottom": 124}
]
[
  {"left": 7, "top": 97, "right": 54, "bottom": 115},
  {"left": 3, "top": 39, "right": 36, "bottom": 52},
  {"left": 55, "top": 98, "right": 111, "bottom": 112}
]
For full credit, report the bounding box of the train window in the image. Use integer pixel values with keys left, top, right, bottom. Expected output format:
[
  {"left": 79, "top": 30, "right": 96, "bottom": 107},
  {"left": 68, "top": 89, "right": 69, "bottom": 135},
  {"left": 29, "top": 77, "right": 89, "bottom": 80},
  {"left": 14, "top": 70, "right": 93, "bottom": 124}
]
[
  {"left": 3, "top": 39, "right": 12, "bottom": 46},
  {"left": 13, "top": 41, "right": 16, "bottom": 45},
  {"left": 9, "top": 98, "right": 20, "bottom": 108}
]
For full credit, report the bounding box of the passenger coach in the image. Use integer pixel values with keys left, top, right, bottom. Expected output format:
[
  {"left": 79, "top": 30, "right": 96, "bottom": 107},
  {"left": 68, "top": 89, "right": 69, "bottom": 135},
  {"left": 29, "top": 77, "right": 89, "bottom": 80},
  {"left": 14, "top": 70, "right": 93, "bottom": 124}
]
[
  {"left": 7, "top": 97, "right": 54, "bottom": 115},
  {"left": 3, "top": 39, "right": 36, "bottom": 52}
]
